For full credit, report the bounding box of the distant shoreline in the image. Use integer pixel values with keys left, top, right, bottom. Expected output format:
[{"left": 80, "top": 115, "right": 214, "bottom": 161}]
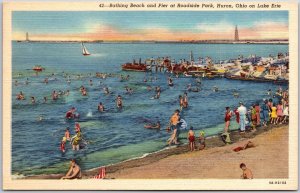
[{"left": 13, "top": 40, "right": 289, "bottom": 45}]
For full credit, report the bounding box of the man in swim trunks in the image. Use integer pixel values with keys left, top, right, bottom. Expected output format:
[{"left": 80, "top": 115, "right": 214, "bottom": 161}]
[
  {"left": 240, "top": 163, "right": 253, "bottom": 179},
  {"left": 61, "top": 159, "right": 82, "bottom": 180},
  {"left": 168, "top": 110, "right": 180, "bottom": 145},
  {"left": 66, "top": 107, "right": 76, "bottom": 119}
]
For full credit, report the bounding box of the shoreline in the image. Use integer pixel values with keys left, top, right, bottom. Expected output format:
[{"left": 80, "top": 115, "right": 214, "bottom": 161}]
[{"left": 24, "top": 123, "right": 288, "bottom": 179}]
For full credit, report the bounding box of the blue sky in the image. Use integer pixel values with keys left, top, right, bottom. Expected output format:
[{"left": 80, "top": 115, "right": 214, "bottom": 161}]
[{"left": 12, "top": 11, "right": 288, "bottom": 41}]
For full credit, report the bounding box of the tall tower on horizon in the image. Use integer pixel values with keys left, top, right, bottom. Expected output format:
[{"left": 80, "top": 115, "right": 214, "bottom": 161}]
[
  {"left": 26, "top": 32, "right": 29, "bottom": 41},
  {"left": 234, "top": 25, "right": 239, "bottom": 41}
]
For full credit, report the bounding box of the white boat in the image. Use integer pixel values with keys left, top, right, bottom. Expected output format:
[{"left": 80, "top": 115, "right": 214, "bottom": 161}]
[{"left": 81, "top": 42, "right": 91, "bottom": 56}]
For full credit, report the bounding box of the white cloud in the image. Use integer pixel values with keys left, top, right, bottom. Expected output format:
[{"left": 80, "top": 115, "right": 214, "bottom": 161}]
[{"left": 196, "top": 21, "right": 234, "bottom": 33}]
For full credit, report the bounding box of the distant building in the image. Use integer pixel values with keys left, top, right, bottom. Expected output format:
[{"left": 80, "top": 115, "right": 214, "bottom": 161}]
[{"left": 234, "top": 25, "right": 239, "bottom": 41}]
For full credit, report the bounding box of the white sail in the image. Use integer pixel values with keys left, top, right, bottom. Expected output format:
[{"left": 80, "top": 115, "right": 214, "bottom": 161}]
[{"left": 81, "top": 42, "right": 90, "bottom": 55}]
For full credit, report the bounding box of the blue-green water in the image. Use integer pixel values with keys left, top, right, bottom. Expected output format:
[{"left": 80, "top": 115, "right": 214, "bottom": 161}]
[{"left": 12, "top": 42, "right": 288, "bottom": 176}]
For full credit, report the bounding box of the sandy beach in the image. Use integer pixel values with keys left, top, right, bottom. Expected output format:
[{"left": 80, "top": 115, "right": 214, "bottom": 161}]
[
  {"left": 26, "top": 124, "right": 288, "bottom": 179},
  {"left": 104, "top": 125, "right": 288, "bottom": 179}
]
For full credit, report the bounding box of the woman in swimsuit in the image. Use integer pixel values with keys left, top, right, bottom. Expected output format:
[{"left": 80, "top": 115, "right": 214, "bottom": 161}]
[
  {"left": 224, "top": 107, "right": 233, "bottom": 133},
  {"left": 276, "top": 101, "right": 284, "bottom": 124}
]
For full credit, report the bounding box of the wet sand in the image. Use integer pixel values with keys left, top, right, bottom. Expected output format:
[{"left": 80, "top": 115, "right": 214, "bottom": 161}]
[{"left": 25, "top": 124, "right": 288, "bottom": 179}]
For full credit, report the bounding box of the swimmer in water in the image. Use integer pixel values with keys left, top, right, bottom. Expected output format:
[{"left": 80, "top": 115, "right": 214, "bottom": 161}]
[
  {"left": 213, "top": 86, "right": 219, "bottom": 92},
  {"left": 74, "top": 122, "right": 81, "bottom": 133},
  {"left": 43, "top": 96, "right": 47, "bottom": 103},
  {"left": 103, "top": 87, "right": 110, "bottom": 95},
  {"left": 66, "top": 107, "right": 76, "bottom": 119},
  {"left": 65, "top": 90, "right": 70, "bottom": 96},
  {"left": 65, "top": 127, "right": 71, "bottom": 141},
  {"left": 31, "top": 96, "right": 36, "bottom": 104},
  {"left": 168, "top": 77, "right": 174, "bottom": 87},
  {"left": 81, "top": 88, "right": 87, "bottom": 96},
  {"left": 25, "top": 78, "right": 29, "bottom": 85},
  {"left": 179, "top": 95, "right": 184, "bottom": 111},
  {"left": 183, "top": 92, "right": 188, "bottom": 108},
  {"left": 44, "top": 78, "right": 48, "bottom": 84},
  {"left": 14, "top": 80, "right": 18, "bottom": 86},
  {"left": 144, "top": 121, "right": 161, "bottom": 129},
  {"left": 52, "top": 90, "right": 58, "bottom": 100},
  {"left": 233, "top": 90, "right": 239, "bottom": 98},
  {"left": 98, "top": 102, "right": 105, "bottom": 112},
  {"left": 147, "top": 86, "right": 152, "bottom": 91},
  {"left": 89, "top": 79, "right": 93, "bottom": 86},
  {"left": 16, "top": 91, "right": 25, "bottom": 100},
  {"left": 116, "top": 95, "right": 123, "bottom": 109},
  {"left": 38, "top": 115, "right": 44, "bottom": 121}
]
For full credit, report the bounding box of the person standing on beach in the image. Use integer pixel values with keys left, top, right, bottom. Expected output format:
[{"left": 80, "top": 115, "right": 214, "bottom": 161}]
[
  {"left": 198, "top": 131, "right": 206, "bottom": 150},
  {"left": 254, "top": 103, "right": 261, "bottom": 126},
  {"left": 276, "top": 101, "right": 284, "bottom": 124},
  {"left": 240, "top": 163, "right": 253, "bottom": 179},
  {"left": 270, "top": 103, "right": 277, "bottom": 124},
  {"left": 167, "top": 110, "right": 180, "bottom": 145},
  {"left": 224, "top": 107, "right": 233, "bottom": 133},
  {"left": 250, "top": 106, "right": 257, "bottom": 132},
  {"left": 262, "top": 100, "right": 270, "bottom": 126},
  {"left": 237, "top": 102, "right": 247, "bottom": 133},
  {"left": 187, "top": 127, "right": 195, "bottom": 151},
  {"left": 61, "top": 159, "right": 82, "bottom": 180},
  {"left": 282, "top": 104, "right": 289, "bottom": 123}
]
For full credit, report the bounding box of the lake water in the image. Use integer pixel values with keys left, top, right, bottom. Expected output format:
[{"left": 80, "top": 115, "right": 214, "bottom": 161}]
[{"left": 11, "top": 42, "right": 288, "bottom": 176}]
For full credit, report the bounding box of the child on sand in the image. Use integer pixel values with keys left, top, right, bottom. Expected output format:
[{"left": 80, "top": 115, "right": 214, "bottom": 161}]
[
  {"left": 270, "top": 103, "right": 277, "bottom": 124},
  {"left": 198, "top": 131, "right": 206, "bottom": 150},
  {"left": 187, "top": 127, "right": 195, "bottom": 151},
  {"left": 240, "top": 163, "right": 253, "bottom": 179}
]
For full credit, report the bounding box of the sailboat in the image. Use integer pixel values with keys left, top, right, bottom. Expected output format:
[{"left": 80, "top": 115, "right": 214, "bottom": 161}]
[{"left": 81, "top": 42, "right": 91, "bottom": 56}]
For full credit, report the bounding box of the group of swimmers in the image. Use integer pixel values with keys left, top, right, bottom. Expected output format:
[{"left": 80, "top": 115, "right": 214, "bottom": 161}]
[
  {"left": 16, "top": 89, "right": 70, "bottom": 104},
  {"left": 60, "top": 122, "right": 83, "bottom": 152}
]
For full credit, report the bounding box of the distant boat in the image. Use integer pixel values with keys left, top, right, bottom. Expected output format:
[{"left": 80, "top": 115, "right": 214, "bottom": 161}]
[
  {"left": 32, "top": 65, "right": 44, "bottom": 72},
  {"left": 81, "top": 42, "right": 91, "bottom": 56}
]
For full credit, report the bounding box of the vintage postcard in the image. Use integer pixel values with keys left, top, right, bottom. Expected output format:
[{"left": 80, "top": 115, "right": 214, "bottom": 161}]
[{"left": 2, "top": 1, "right": 298, "bottom": 190}]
